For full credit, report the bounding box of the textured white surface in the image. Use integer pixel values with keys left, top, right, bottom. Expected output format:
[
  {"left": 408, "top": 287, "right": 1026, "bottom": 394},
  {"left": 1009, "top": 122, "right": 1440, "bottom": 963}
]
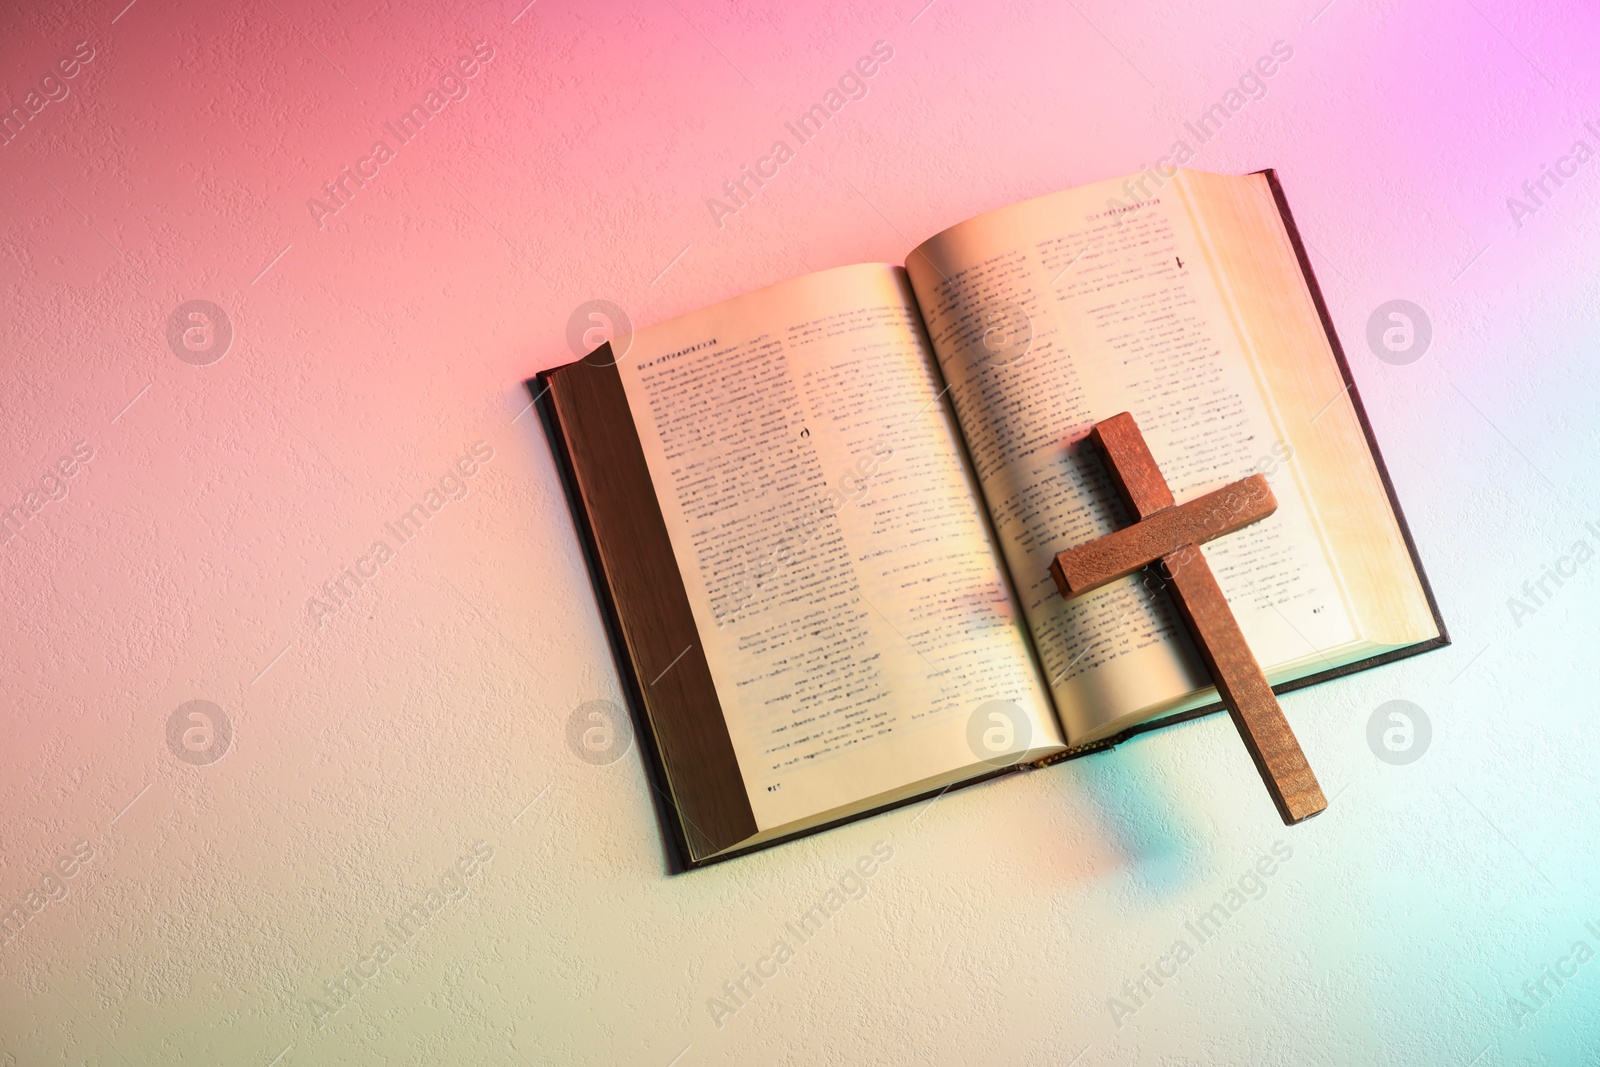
[{"left": 2, "top": 0, "right": 1599, "bottom": 1063}]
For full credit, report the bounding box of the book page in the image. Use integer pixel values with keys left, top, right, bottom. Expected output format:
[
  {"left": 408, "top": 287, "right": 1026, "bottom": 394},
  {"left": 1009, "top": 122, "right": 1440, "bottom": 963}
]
[
  {"left": 1180, "top": 169, "right": 1439, "bottom": 651},
  {"left": 613, "top": 263, "right": 1061, "bottom": 832},
  {"left": 904, "top": 174, "right": 1361, "bottom": 743}
]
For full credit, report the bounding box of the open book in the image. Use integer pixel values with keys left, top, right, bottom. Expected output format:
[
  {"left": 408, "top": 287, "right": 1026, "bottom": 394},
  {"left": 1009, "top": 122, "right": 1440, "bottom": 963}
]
[{"left": 534, "top": 169, "right": 1446, "bottom": 869}]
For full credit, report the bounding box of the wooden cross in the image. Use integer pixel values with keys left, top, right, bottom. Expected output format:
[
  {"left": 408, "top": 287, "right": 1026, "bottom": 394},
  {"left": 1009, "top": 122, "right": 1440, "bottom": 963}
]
[{"left": 1049, "top": 413, "right": 1327, "bottom": 825}]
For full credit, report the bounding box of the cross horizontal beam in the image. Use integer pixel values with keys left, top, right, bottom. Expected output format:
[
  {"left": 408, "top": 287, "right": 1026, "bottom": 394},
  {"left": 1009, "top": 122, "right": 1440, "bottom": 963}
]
[{"left": 1049, "top": 474, "right": 1276, "bottom": 598}]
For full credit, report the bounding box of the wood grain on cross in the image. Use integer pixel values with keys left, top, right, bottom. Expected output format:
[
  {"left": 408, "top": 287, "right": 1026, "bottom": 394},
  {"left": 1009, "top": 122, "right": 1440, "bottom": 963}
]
[{"left": 1049, "top": 412, "right": 1327, "bottom": 825}]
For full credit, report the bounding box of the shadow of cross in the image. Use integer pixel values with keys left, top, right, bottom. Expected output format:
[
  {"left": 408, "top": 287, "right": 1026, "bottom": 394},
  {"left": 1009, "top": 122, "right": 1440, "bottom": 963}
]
[{"left": 1049, "top": 412, "right": 1327, "bottom": 826}]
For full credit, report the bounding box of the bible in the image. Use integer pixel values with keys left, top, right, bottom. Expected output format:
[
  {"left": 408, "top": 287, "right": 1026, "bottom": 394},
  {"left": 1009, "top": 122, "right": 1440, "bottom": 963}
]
[{"left": 533, "top": 169, "right": 1447, "bottom": 869}]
